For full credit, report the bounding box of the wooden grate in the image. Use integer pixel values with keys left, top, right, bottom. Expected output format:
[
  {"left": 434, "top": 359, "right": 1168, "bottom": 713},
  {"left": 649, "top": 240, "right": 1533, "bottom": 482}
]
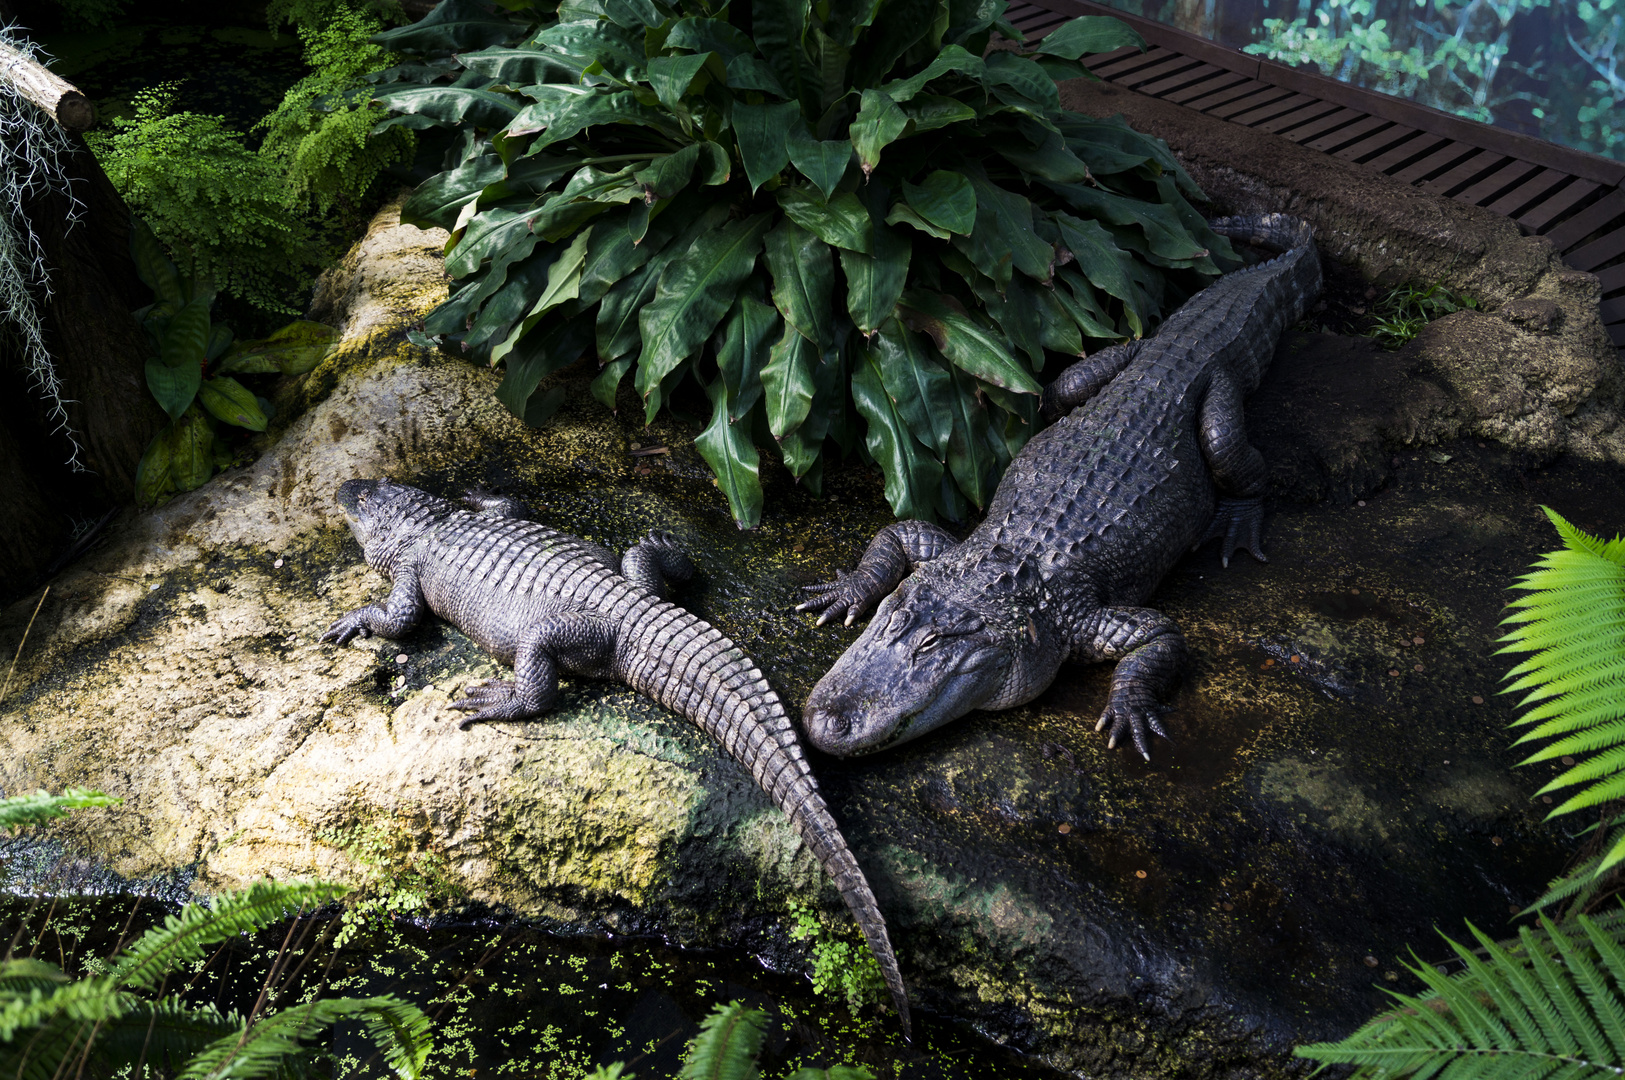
[{"left": 1005, "top": 0, "right": 1625, "bottom": 352}]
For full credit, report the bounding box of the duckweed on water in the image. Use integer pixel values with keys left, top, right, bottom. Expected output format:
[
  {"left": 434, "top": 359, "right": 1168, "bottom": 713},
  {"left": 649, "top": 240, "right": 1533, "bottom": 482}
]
[{"left": 0, "top": 894, "right": 1065, "bottom": 1079}]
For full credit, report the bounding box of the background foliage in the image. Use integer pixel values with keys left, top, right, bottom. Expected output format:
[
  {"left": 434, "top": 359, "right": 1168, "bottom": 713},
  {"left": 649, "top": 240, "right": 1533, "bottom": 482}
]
[{"left": 374, "top": 0, "right": 1238, "bottom": 528}]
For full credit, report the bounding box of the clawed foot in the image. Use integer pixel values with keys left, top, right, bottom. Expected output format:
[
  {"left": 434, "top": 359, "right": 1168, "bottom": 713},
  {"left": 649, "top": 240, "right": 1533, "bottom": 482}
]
[
  {"left": 450, "top": 679, "right": 528, "bottom": 728},
  {"left": 320, "top": 611, "right": 372, "bottom": 646},
  {"left": 796, "top": 569, "right": 883, "bottom": 626},
  {"left": 1195, "top": 497, "right": 1267, "bottom": 568},
  {"left": 1096, "top": 694, "right": 1170, "bottom": 762}
]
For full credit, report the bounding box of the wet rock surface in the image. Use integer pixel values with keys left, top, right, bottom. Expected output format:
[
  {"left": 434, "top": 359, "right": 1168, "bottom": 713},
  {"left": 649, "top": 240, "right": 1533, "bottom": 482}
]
[{"left": 0, "top": 196, "right": 1600, "bottom": 1077}]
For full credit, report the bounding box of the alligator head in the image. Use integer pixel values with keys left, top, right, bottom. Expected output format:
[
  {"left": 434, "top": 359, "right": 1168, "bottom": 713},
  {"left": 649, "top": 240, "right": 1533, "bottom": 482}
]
[
  {"left": 334, "top": 477, "right": 455, "bottom": 573},
  {"left": 802, "top": 576, "right": 1056, "bottom": 756}
]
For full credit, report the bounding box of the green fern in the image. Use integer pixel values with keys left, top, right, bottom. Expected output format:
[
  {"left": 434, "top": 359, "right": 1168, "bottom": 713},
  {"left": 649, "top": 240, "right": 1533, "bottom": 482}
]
[
  {"left": 1296, "top": 912, "right": 1625, "bottom": 1077},
  {"left": 1499, "top": 508, "right": 1625, "bottom": 892},
  {"left": 0, "top": 789, "right": 119, "bottom": 834},
  {"left": 680, "top": 1002, "right": 767, "bottom": 1080}
]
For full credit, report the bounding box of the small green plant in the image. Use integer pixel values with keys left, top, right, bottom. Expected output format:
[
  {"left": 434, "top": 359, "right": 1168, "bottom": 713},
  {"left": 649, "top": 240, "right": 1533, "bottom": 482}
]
[
  {"left": 316, "top": 818, "right": 464, "bottom": 948},
  {"left": 88, "top": 84, "right": 319, "bottom": 315},
  {"left": 130, "top": 215, "right": 338, "bottom": 505},
  {"left": 372, "top": 0, "right": 1239, "bottom": 528},
  {"left": 0, "top": 794, "right": 434, "bottom": 1080},
  {"left": 1294, "top": 910, "right": 1625, "bottom": 1076},
  {"left": 1367, "top": 282, "right": 1477, "bottom": 349},
  {"left": 257, "top": 0, "right": 417, "bottom": 219},
  {"left": 661, "top": 1000, "right": 872, "bottom": 1080},
  {"left": 787, "top": 900, "right": 886, "bottom": 1017},
  {"left": 1501, "top": 508, "right": 1625, "bottom": 916}
]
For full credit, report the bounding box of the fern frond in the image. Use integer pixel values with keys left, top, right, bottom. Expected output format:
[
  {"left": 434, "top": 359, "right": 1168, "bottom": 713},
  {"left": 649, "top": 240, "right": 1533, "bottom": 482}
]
[
  {"left": 0, "top": 974, "right": 134, "bottom": 1041},
  {"left": 111, "top": 880, "right": 347, "bottom": 993},
  {"left": 0, "top": 789, "right": 120, "bottom": 833},
  {"left": 679, "top": 1002, "right": 766, "bottom": 1080},
  {"left": 1527, "top": 847, "right": 1614, "bottom": 916},
  {"left": 1500, "top": 513, "right": 1625, "bottom": 825},
  {"left": 175, "top": 995, "right": 430, "bottom": 1080},
  {"left": 1295, "top": 914, "right": 1625, "bottom": 1077},
  {"left": 91, "top": 998, "right": 244, "bottom": 1075},
  {"left": 0, "top": 960, "right": 69, "bottom": 1001},
  {"left": 785, "top": 1068, "right": 877, "bottom": 1080}
]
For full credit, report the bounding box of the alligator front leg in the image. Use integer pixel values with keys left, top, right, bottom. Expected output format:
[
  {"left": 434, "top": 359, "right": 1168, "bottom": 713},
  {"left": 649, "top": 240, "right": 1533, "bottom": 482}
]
[
  {"left": 619, "top": 531, "right": 695, "bottom": 600},
  {"left": 797, "top": 521, "right": 958, "bottom": 626},
  {"left": 1040, "top": 342, "right": 1141, "bottom": 421},
  {"left": 453, "top": 609, "right": 617, "bottom": 728},
  {"left": 1196, "top": 369, "right": 1269, "bottom": 567},
  {"left": 322, "top": 565, "right": 427, "bottom": 643},
  {"left": 1077, "top": 606, "right": 1187, "bottom": 761}
]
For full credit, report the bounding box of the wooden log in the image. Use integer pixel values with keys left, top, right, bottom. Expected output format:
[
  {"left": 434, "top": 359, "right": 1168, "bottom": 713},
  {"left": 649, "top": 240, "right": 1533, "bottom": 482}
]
[{"left": 0, "top": 39, "right": 93, "bottom": 131}]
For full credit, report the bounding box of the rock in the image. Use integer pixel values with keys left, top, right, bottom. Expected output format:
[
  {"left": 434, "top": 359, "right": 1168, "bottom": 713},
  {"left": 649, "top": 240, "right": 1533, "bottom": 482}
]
[
  {"left": 0, "top": 195, "right": 1588, "bottom": 1078},
  {"left": 1059, "top": 78, "right": 1625, "bottom": 467}
]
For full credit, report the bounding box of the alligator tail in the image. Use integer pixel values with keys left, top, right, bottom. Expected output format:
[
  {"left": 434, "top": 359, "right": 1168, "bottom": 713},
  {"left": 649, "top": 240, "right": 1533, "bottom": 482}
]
[
  {"left": 1208, "top": 211, "right": 1315, "bottom": 255},
  {"left": 619, "top": 601, "right": 912, "bottom": 1038}
]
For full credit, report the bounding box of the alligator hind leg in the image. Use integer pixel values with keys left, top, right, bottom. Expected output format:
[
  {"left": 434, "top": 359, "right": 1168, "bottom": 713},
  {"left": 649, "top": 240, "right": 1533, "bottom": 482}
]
[
  {"left": 1077, "top": 606, "right": 1187, "bottom": 761},
  {"left": 797, "top": 521, "right": 958, "bottom": 626},
  {"left": 452, "top": 610, "right": 617, "bottom": 727},
  {"left": 463, "top": 487, "right": 529, "bottom": 519},
  {"left": 1196, "top": 370, "right": 1269, "bottom": 567},
  {"left": 1040, "top": 342, "right": 1141, "bottom": 421},
  {"left": 620, "top": 531, "right": 695, "bottom": 599}
]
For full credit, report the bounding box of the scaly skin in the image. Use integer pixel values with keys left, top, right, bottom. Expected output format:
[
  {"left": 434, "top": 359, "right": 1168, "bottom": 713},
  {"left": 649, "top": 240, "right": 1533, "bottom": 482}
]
[
  {"left": 323, "top": 479, "right": 910, "bottom": 1035},
  {"left": 800, "top": 214, "right": 1322, "bottom": 761}
]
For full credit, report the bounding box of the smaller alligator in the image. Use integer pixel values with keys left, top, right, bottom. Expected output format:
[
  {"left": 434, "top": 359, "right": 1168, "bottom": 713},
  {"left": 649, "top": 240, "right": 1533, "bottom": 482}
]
[
  {"left": 322, "top": 479, "right": 909, "bottom": 1034},
  {"left": 799, "top": 213, "right": 1321, "bottom": 761}
]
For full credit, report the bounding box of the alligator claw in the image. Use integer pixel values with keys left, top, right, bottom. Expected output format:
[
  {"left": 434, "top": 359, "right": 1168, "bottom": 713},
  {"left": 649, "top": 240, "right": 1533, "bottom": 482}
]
[
  {"left": 1199, "top": 497, "right": 1267, "bottom": 567},
  {"left": 1097, "top": 700, "right": 1170, "bottom": 763},
  {"left": 797, "top": 575, "right": 881, "bottom": 627},
  {"left": 451, "top": 679, "right": 525, "bottom": 727},
  {"left": 321, "top": 612, "right": 371, "bottom": 646}
]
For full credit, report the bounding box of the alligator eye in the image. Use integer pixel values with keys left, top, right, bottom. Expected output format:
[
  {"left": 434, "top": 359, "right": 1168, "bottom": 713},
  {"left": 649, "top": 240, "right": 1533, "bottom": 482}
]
[{"left": 916, "top": 630, "right": 942, "bottom": 655}]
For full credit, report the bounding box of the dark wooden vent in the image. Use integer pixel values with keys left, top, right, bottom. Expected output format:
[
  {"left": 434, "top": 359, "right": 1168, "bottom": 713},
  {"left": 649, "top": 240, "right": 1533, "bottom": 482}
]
[{"left": 1007, "top": 0, "right": 1625, "bottom": 352}]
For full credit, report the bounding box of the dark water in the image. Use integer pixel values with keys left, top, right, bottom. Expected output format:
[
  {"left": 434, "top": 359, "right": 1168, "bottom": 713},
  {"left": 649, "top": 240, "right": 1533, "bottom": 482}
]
[{"left": 0, "top": 889, "right": 1066, "bottom": 1080}]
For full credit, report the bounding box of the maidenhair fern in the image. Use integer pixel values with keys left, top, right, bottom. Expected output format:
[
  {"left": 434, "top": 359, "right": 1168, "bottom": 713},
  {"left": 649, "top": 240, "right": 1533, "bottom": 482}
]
[
  {"left": 1499, "top": 507, "right": 1625, "bottom": 913},
  {"left": 1295, "top": 912, "right": 1625, "bottom": 1077}
]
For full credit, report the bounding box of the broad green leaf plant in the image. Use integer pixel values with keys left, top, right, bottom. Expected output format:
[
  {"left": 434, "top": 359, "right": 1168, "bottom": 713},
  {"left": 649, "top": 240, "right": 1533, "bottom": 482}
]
[
  {"left": 373, "top": 0, "right": 1239, "bottom": 527},
  {"left": 130, "top": 217, "right": 339, "bottom": 505}
]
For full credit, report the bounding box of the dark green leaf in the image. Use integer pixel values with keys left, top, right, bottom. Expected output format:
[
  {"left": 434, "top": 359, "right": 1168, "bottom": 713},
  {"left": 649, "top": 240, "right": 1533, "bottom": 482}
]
[
  {"left": 764, "top": 219, "right": 834, "bottom": 350},
  {"left": 161, "top": 300, "right": 211, "bottom": 374},
  {"left": 840, "top": 218, "right": 910, "bottom": 336},
  {"left": 130, "top": 215, "right": 183, "bottom": 307},
  {"left": 850, "top": 89, "right": 910, "bottom": 176},
  {"left": 1053, "top": 267, "right": 1122, "bottom": 339},
  {"left": 898, "top": 289, "right": 1042, "bottom": 394},
  {"left": 647, "top": 53, "right": 711, "bottom": 108},
  {"left": 496, "top": 316, "right": 593, "bottom": 421},
  {"left": 945, "top": 365, "right": 997, "bottom": 508},
  {"left": 197, "top": 377, "right": 268, "bottom": 432},
  {"left": 877, "top": 44, "right": 981, "bottom": 101},
  {"left": 524, "top": 90, "right": 677, "bottom": 150},
  {"left": 579, "top": 205, "right": 667, "bottom": 308},
  {"left": 826, "top": 0, "right": 886, "bottom": 45},
  {"left": 852, "top": 345, "right": 941, "bottom": 521},
  {"left": 135, "top": 427, "right": 175, "bottom": 505},
  {"left": 205, "top": 323, "right": 232, "bottom": 362},
  {"left": 983, "top": 272, "right": 1048, "bottom": 370},
  {"left": 1043, "top": 180, "right": 1209, "bottom": 265},
  {"left": 714, "top": 295, "right": 779, "bottom": 420},
  {"left": 761, "top": 323, "right": 818, "bottom": 437},
  {"left": 849, "top": 0, "right": 937, "bottom": 89},
  {"left": 733, "top": 101, "right": 801, "bottom": 193},
  {"left": 374, "top": 85, "right": 520, "bottom": 131},
  {"left": 885, "top": 201, "right": 948, "bottom": 239},
  {"left": 215, "top": 321, "right": 339, "bottom": 377},
  {"left": 371, "top": 0, "right": 518, "bottom": 52},
  {"left": 444, "top": 206, "right": 542, "bottom": 278},
  {"left": 871, "top": 318, "right": 952, "bottom": 458},
  {"left": 899, "top": 93, "right": 977, "bottom": 131},
  {"left": 591, "top": 357, "right": 634, "bottom": 408},
  {"left": 530, "top": 20, "right": 646, "bottom": 79},
  {"left": 666, "top": 17, "right": 754, "bottom": 62},
  {"left": 781, "top": 342, "right": 844, "bottom": 479},
  {"left": 455, "top": 47, "right": 581, "bottom": 84},
  {"left": 635, "top": 213, "right": 772, "bottom": 404},
  {"left": 145, "top": 357, "right": 200, "bottom": 422},
  {"left": 697, "top": 378, "right": 764, "bottom": 529},
  {"left": 726, "top": 55, "right": 788, "bottom": 97},
  {"left": 558, "top": 0, "right": 664, "bottom": 31},
  {"left": 995, "top": 127, "right": 1091, "bottom": 182},
  {"left": 696, "top": 141, "right": 731, "bottom": 185},
  {"left": 401, "top": 156, "right": 505, "bottom": 230},
  {"left": 901, "top": 170, "right": 974, "bottom": 235},
  {"left": 785, "top": 126, "right": 851, "bottom": 201},
  {"left": 984, "top": 51, "right": 1060, "bottom": 111},
  {"left": 170, "top": 407, "right": 215, "bottom": 492},
  {"left": 484, "top": 153, "right": 584, "bottom": 202},
  {"left": 1051, "top": 213, "right": 1139, "bottom": 319},
  {"left": 634, "top": 142, "right": 703, "bottom": 198},
  {"left": 959, "top": 172, "right": 1054, "bottom": 286},
  {"left": 595, "top": 201, "right": 731, "bottom": 361},
  {"left": 752, "top": 0, "right": 816, "bottom": 111},
  {"left": 492, "top": 228, "right": 593, "bottom": 362},
  {"left": 1031, "top": 15, "right": 1145, "bottom": 60},
  {"left": 1033, "top": 284, "right": 1085, "bottom": 355},
  {"left": 776, "top": 188, "right": 872, "bottom": 253}
]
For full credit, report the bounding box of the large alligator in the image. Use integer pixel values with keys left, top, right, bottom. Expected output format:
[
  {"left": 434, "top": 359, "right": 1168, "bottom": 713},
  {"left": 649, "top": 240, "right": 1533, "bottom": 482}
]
[
  {"left": 798, "top": 213, "right": 1320, "bottom": 761},
  {"left": 321, "top": 479, "right": 910, "bottom": 1033}
]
